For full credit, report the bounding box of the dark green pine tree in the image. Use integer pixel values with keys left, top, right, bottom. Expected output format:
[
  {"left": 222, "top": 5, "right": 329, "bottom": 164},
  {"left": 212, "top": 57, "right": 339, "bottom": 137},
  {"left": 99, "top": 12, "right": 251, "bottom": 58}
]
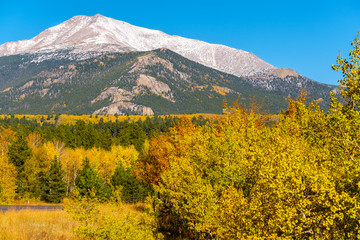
[
  {"left": 97, "top": 128, "right": 112, "bottom": 151},
  {"left": 129, "top": 123, "right": 147, "bottom": 152},
  {"left": 8, "top": 133, "right": 32, "bottom": 173},
  {"left": 111, "top": 163, "right": 151, "bottom": 203},
  {"left": 75, "top": 158, "right": 110, "bottom": 200},
  {"left": 8, "top": 133, "right": 32, "bottom": 196},
  {"left": 42, "top": 156, "right": 67, "bottom": 203}
]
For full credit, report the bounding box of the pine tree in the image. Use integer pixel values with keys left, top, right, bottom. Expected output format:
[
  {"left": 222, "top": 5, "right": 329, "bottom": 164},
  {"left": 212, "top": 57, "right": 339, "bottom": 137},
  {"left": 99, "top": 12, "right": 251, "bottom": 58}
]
[
  {"left": 75, "top": 157, "right": 110, "bottom": 199},
  {"left": 8, "top": 133, "right": 32, "bottom": 173},
  {"left": 42, "top": 156, "right": 66, "bottom": 203},
  {"left": 8, "top": 132, "right": 32, "bottom": 197},
  {"left": 111, "top": 163, "right": 150, "bottom": 203},
  {"left": 97, "top": 128, "right": 112, "bottom": 151}
]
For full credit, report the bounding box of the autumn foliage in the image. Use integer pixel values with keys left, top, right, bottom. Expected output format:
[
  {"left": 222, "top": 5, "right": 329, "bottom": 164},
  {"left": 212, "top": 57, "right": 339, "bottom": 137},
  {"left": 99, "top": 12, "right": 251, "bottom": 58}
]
[
  {"left": 1, "top": 32, "right": 360, "bottom": 239},
  {"left": 136, "top": 118, "right": 199, "bottom": 185},
  {"left": 134, "top": 33, "right": 360, "bottom": 239},
  {"left": 137, "top": 96, "right": 360, "bottom": 239}
]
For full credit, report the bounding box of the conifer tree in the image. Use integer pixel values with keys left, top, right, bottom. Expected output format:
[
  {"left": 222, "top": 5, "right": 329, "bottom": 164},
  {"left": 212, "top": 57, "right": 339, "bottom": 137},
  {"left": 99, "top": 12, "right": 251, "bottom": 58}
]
[
  {"left": 97, "top": 128, "right": 112, "bottom": 151},
  {"left": 8, "top": 132, "right": 32, "bottom": 196},
  {"left": 75, "top": 157, "right": 110, "bottom": 199},
  {"left": 42, "top": 156, "right": 66, "bottom": 203},
  {"left": 111, "top": 163, "right": 151, "bottom": 203},
  {"left": 8, "top": 133, "right": 31, "bottom": 173}
]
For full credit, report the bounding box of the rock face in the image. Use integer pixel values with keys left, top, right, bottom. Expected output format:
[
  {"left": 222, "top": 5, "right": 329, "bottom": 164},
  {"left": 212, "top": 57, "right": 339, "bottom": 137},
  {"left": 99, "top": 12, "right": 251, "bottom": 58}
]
[
  {"left": 91, "top": 87, "right": 133, "bottom": 103},
  {"left": 129, "top": 53, "right": 175, "bottom": 73},
  {"left": 89, "top": 72, "right": 174, "bottom": 115},
  {"left": 92, "top": 102, "right": 154, "bottom": 116},
  {"left": 0, "top": 14, "right": 276, "bottom": 77},
  {"left": 134, "top": 74, "right": 174, "bottom": 102},
  {"left": 267, "top": 68, "right": 300, "bottom": 79}
]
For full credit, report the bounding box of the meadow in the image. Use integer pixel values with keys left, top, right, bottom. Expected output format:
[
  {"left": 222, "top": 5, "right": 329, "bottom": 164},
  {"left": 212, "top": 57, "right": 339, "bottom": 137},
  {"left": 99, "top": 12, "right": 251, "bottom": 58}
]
[
  {"left": 0, "top": 209, "right": 77, "bottom": 240},
  {"left": 0, "top": 200, "right": 164, "bottom": 240}
]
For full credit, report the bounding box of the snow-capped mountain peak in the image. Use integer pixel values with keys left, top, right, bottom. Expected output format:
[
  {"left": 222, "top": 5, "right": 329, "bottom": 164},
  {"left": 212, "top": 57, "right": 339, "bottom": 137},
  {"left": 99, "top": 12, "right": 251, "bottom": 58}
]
[{"left": 0, "top": 14, "right": 276, "bottom": 76}]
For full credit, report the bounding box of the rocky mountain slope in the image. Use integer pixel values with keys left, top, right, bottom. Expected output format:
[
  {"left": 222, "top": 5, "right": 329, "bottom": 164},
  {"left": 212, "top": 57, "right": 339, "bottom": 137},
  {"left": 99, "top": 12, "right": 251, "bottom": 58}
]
[
  {"left": 0, "top": 14, "right": 336, "bottom": 115},
  {"left": 0, "top": 49, "right": 334, "bottom": 115},
  {"left": 0, "top": 14, "right": 276, "bottom": 77}
]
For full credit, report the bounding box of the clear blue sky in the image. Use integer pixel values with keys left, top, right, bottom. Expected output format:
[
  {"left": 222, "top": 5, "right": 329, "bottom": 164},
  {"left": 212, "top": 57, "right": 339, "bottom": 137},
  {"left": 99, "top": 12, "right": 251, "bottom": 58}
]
[{"left": 0, "top": 0, "right": 359, "bottom": 85}]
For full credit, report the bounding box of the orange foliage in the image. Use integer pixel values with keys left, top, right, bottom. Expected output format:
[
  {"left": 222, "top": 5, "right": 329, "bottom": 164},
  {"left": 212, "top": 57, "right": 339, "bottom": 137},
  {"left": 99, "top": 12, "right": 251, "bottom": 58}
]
[
  {"left": 284, "top": 90, "right": 309, "bottom": 117},
  {"left": 0, "top": 127, "right": 15, "bottom": 155},
  {"left": 136, "top": 118, "right": 199, "bottom": 184}
]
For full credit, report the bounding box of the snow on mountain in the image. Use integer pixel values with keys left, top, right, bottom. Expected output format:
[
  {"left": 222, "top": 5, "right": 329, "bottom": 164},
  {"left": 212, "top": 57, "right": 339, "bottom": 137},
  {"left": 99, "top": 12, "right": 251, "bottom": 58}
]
[{"left": 0, "top": 14, "right": 277, "bottom": 76}]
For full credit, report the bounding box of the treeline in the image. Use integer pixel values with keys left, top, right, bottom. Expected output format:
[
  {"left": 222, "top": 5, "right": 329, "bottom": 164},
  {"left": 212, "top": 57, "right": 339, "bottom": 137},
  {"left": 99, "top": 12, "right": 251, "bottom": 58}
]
[
  {"left": 0, "top": 127, "right": 146, "bottom": 203},
  {"left": 0, "top": 114, "right": 212, "bottom": 205},
  {"left": 0, "top": 115, "right": 181, "bottom": 152},
  {"left": 0, "top": 115, "right": 210, "bottom": 152}
]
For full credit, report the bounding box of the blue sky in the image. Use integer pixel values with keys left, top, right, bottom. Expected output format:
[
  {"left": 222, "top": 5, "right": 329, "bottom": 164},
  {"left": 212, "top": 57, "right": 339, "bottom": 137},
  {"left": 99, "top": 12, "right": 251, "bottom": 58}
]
[{"left": 0, "top": 0, "right": 359, "bottom": 85}]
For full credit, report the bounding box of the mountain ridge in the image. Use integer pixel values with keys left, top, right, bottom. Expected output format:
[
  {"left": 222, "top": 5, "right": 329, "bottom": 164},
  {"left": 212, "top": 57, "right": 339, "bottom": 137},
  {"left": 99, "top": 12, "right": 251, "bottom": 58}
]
[
  {"left": 0, "top": 14, "right": 336, "bottom": 115},
  {"left": 0, "top": 14, "right": 276, "bottom": 77}
]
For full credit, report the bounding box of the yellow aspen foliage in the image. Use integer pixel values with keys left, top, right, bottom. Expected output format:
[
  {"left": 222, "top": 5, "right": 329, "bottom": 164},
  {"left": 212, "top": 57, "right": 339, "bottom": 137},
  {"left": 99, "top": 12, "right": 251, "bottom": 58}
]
[
  {"left": 0, "top": 154, "right": 17, "bottom": 203},
  {"left": 75, "top": 145, "right": 139, "bottom": 183},
  {"left": 151, "top": 93, "right": 360, "bottom": 239},
  {"left": 26, "top": 133, "right": 43, "bottom": 148},
  {"left": 109, "top": 144, "right": 139, "bottom": 170},
  {"left": 96, "top": 151, "right": 113, "bottom": 184},
  {"left": 85, "top": 147, "right": 113, "bottom": 183},
  {"left": 84, "top": 147, "right": 103, "bottom": 170},
  {"left": 58, "top": 145, "right": 139, "bottom": 191},
  {"left": 136, "top": 118, "right": 199, "bottom": 185},
  {"left": 332, "top": 32, "right": 360, "bottom": 110},
  {"left": 60, "top": 148, "right": 84, "bottom": 192},
  {"left": 42, "top": 141, "right": 60, "bottom": 160},
  {"left": 0, "top": 127, "right": 15, "bottom": 155},
  {"left": 0, "top": 127, "right": 16, "bottom": 203}
]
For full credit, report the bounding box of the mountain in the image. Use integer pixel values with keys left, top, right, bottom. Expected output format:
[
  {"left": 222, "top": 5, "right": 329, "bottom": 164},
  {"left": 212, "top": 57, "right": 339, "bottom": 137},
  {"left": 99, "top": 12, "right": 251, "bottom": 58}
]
[
  {"left": 0, "top": 14, "right": 276, "bottom": 77},
  {"left": 0, "top": 14, "right": 336, "bottom": 115},
  {"left": 0, "top": 49, "right": 333, "bottom": 115}
]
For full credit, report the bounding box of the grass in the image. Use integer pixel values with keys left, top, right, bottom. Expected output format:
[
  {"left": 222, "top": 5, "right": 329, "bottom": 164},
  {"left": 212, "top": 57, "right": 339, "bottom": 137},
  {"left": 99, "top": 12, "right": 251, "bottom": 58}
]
[
  {"left": 9, "top": 199, "right": 61, "bottom": 205},
  {"left": 0, "top": 209, "right": 78, "bottom": 240},
  {"left": 0, "top": 202, "right": 150, "bottom": 240}
]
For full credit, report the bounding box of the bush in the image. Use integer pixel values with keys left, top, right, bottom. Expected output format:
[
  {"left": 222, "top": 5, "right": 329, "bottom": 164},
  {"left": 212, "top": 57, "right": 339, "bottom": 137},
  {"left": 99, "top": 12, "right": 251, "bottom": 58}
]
[{"left": 64, "top": 192, "right": 163, "bottom": 240}]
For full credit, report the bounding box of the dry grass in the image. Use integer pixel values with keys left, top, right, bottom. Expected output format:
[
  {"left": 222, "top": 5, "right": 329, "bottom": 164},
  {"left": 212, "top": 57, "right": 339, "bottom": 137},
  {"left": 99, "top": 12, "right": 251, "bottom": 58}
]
[
  {"left": 98, "top": 202, "right": 148, "bottom": 219},
  {"left": 0, "top": 209, "right": 78, "bottom": 240},
  {"left": 0, "top": 202, "right": 148, "bottom": 240},
  {"left": 10, "top": 199, "right": 60, "bottom": 205}
]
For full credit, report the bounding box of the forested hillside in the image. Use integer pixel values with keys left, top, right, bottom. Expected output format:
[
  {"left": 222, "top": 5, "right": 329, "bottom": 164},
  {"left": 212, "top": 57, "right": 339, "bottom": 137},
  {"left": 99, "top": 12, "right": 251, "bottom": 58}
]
[{"left": 0, "top": 49, "right": 334, "bottom": 115}]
